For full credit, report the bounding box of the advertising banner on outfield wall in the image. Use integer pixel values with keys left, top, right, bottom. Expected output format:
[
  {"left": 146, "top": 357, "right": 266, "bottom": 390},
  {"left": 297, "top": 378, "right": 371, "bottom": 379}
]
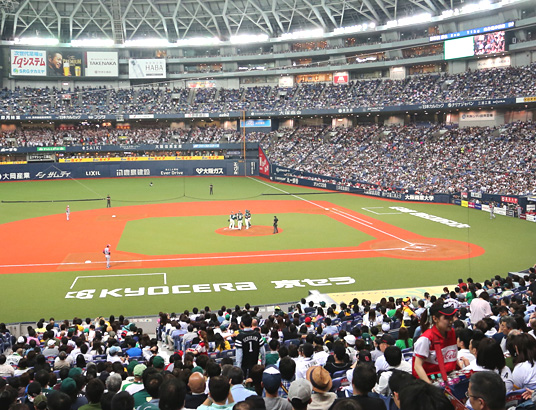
[
  {"left": 85, "top": 52, "right": 118, "bottom": 77},
  {"left": 128, "top": 58, "right": 166, "bottom": 79},
  {"left": 11, "top": 50, "right": 47, "bottom": 76},
  {"left": 0, "top": 159, "right": 257, "bottom": 181}
]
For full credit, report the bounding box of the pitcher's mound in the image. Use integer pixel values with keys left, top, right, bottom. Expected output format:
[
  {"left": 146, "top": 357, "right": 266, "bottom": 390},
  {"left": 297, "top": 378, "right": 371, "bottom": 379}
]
[{"left": 216, "top": 226, "right": 282, "bottom": 236}]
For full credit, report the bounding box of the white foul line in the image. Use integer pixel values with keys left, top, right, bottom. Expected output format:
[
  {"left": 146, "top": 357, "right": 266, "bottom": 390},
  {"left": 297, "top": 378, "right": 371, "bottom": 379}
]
[
  {"left": 1, "top": 248, "right": 408, "bottom": 271},
  {"left": 332, "top": 208, "right": 373, "bottom": 225},
  {"left": 71, "top": 272, "right": 167, "bottom": 289},
  {"left": 362, "top": 207, "right": 402, "bottom": 215},
  {"left": 251, "top": 177, "right": 415, "bottom": 247},
  {"left": 251, "top": 177, "right": 328, "bottom": 211},
  {"left": 331, "top": 209, "right": 414, "bottom": 246}
]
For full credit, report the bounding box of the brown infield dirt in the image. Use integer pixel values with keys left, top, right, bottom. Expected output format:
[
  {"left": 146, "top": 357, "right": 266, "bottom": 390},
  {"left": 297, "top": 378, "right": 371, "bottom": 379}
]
[{"left": 0, "top": 199, "right": 484, "bottom": 274}]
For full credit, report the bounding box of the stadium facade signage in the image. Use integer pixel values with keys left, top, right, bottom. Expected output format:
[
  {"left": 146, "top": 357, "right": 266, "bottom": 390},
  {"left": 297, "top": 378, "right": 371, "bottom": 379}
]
[
  {"left": 195, "top": 167, "right": 224, "bottom": 175},
  {"left": 336, "top": 185, "right": 350, "bottom": 192},
  {"left": 193, "top": 144, "right": 220, "bottom": 148},
  {"left": 429, "top": 21, "right": 514, "bottom": 42},
  {"left": 11, "top": 50, "right": 47, "bottom": 76},
  {"left": 36, "top": 147, "right": 66, "bottom": 152},
  {"left": 501, "top": 196, "right": 518, "bottom": 204},
  {"left": 313, "top": 182, "right": 327, "bottom": 188}
]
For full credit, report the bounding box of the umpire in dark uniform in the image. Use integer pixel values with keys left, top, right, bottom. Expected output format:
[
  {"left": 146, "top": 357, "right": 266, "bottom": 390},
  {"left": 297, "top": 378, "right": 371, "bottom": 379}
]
[{"left": 273, "top": 215, "right": 278, "bottom": 234}]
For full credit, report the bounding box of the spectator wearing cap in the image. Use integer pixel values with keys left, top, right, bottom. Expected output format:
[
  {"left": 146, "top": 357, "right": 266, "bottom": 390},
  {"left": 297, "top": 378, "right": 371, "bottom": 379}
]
[
  {"left": 6, "top": 348, "right": 23, "bottom": 368},
  {"left": 329, "top": 364, "right": 386, "bottom": 410},
  {"left": 374, "top": 334, "right": 396, "bottom": 373},
  {"left": 184, "top": 372, "right": 207, "bottom": 409},
  {"left": 43, "top": 339, "right": 60, "bottom": 357},
  {"left": 343, "top": 335, "right": 357, "bottom": 363},
  {"left": 412, "top": 303, "right": 458, "bottom": 383},
  {"left": 0, "top": 354, "right": 15, "bottom": 377},
  {"left": 122, "top": 364, "right": 146, "bottom": 394},
  {"left": 288, "top": 379, "right": 312, "bottom": 410},
  {"left": 295, "top": 343, "right": 319, "bottom": 380},
  {"left": 106, "top": 345, "right": 124, "bottom": 364},
  {"left": 306, "top": 366, "right": 336, "bottom": 410},
  {"left": 151, "top": 355, "right": 166, "bottom": 371},
  {"left": 60, "top": 377, "right": 88, "bottom": 410},
  {"left": 262, "top": 366, "right": 292, "bottom": 410}
]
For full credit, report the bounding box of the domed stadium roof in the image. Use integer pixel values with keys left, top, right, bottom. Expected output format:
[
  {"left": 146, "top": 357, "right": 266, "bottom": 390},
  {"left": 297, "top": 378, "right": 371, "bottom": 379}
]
[{"left": 1, "top": 0, "right": 465, "bottom": 43}]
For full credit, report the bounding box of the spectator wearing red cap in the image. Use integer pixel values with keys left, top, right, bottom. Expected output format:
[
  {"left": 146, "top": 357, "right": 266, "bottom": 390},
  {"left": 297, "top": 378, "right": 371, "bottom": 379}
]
[{"left": 412, "top": 302, "right": 459, "bottom": 383}]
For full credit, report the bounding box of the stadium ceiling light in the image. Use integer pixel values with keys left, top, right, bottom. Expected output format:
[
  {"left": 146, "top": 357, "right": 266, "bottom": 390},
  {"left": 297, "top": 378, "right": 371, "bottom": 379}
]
[
  {"left": 176, "top": 37, "right": 221, "bottom": 46},
  {"left": 71, "top": 39, "right": 114, "bottom": 47},
  {"left": 398, "top": 13, "right": 432, "bottom": 26},
  {"left": 280, "top": 28, "right": 324, "bottom": 40},
  {"left": 14, "top": 37, "right": 59, "bottom": 46},
  {"left": 124, "top": 38, "right": 171, "bottom": 47},
  {"left": 230, "top": 34, "right": 269, "bottom": 44}
]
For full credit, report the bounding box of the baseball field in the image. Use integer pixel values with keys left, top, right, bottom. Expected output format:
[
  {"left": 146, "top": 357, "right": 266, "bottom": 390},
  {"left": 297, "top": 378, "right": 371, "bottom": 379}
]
[{"left": 0, "top": 175, "right": 533, "bottom": 323}]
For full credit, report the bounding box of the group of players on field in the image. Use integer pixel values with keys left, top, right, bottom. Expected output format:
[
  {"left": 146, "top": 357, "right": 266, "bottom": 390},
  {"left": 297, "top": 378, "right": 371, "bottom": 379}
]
[{"left": 228, "top": 210, "right": 251, "bottom": 230}]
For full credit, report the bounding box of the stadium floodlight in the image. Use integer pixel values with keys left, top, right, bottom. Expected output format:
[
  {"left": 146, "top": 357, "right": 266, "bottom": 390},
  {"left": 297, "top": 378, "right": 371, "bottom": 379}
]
[
  {"left": 280, "top": 28, "right": 324, "bottom": 40},
  {"left": 398, "top": 13, "right": 432, "bottom": 26},
  {"left": 176, "top": 37, "right": 221, "bottom": 46},
  {"left": 124, "top": 38, "right": 171, "bottom": 47},
  {"left": 71, "top": 39, "right": 114, "bottom": 47},
  {"left": 14, "top": 37, "right": 59, "bottom": 46},
  {"left": 230, "top": 34, "right": 269, "bottom": 44}
]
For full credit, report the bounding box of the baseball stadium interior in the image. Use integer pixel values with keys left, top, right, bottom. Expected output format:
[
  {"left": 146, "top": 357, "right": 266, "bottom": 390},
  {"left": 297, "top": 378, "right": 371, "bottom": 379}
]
[{"left": 1, "top": 0, "right": 536, "bottom": 409}]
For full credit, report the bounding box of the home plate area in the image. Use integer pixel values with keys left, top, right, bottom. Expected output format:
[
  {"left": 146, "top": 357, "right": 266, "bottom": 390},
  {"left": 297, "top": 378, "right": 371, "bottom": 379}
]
[{"left": 215, "top": 225, "right": 281, "bottom": 236}]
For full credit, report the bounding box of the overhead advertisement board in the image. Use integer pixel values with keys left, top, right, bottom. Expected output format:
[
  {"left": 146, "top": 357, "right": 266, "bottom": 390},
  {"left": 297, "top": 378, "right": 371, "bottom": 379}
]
[
  {"left": 85, "top": 51, "right": 118, "bottom": 77},
  {"left": 11, "top": 50, "right": 47, "bottom": 76},
  {"left": 333, "top": 72, "right": 349, "bottom": 85},
  {"left": 128, "top": 58, "right": 166, "bottom": 79}
]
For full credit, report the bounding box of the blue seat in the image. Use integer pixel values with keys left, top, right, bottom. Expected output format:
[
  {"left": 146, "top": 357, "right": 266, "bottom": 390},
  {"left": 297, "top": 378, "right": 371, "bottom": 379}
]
[
  {"left": 332, "top": 370, "right": 347, "bottom": 379},
  {"left": 505, "top": 389, "right": 527, "bottom": 409},
  {"left": 283, "top": 339, "right": 301, "bottom": 347}
]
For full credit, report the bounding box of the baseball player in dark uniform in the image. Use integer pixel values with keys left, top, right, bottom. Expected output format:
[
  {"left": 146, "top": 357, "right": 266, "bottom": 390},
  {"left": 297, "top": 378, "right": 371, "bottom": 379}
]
[
  {"left": 209, "top": 184, "right": 213, "bottom": 195},
  {"left": 106, "top": 195, "right": 111, "bottom": 208},
  {"left": 245, "top": 209, "right": 251, "bottom": 229},
  {"left": 273, "top": 216, "right": 279, "bottom": 234}
]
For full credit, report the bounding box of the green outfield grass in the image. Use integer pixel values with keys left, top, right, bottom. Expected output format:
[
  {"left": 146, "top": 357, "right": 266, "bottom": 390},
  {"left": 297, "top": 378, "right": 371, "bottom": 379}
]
[{"left": 0, "top": 176, "right": 533, "bottom": 323}]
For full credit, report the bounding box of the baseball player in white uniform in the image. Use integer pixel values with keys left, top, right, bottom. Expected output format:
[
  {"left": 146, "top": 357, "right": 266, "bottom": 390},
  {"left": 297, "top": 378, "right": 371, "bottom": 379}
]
[
  {"left": 237, "top": 211, "right": 243, "bottom": 230},
  {"left": 103, "top": 244, "right": 111, "bottom": 268},
  {"left": 229, "top": 211, "right": 235, "bottom": 229},
  {"left": 66, "top": 205, "right": 70, "bottom": 221}
]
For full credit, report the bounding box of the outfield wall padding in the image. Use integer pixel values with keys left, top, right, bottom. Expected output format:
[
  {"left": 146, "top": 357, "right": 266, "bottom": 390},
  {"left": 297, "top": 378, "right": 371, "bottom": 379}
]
[{"left": 0, "top": 159, "right": 258, "bottom": 181}]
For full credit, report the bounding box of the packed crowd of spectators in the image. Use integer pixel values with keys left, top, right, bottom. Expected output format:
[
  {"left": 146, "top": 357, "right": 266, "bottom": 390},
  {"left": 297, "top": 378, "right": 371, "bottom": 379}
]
[
  {"left": 1, "top": 120, "right": 535, "bottom": 195},
  {"left": 1, "top": 270, "right": 536, "bottom": 410},
  {"left": 1, "top": 63, "right": 536, "bottom": 115},
  {"left": 260, "top": 121, "right": 536, "bottom": 195}
]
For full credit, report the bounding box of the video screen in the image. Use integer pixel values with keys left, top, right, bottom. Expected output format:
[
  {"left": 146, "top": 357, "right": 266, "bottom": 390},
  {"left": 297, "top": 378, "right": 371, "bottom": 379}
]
[
  {"left": 444, "top": 36, "right": 474, "bottom": 60},
  {"left": 474, "top": 31, "right": 505, "bottom": 55}
]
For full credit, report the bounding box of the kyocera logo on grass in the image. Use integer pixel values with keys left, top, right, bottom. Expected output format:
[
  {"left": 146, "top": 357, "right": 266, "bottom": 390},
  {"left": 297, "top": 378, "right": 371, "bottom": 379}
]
[{"left": 65, "top": 276, "right": 355, "bottom": 299}]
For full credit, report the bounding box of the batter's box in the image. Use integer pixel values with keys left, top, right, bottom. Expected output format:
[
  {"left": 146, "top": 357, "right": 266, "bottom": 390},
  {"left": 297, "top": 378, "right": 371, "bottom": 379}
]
[{"left": 362, "top": 207, "right": 403, "bottom": 215}]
